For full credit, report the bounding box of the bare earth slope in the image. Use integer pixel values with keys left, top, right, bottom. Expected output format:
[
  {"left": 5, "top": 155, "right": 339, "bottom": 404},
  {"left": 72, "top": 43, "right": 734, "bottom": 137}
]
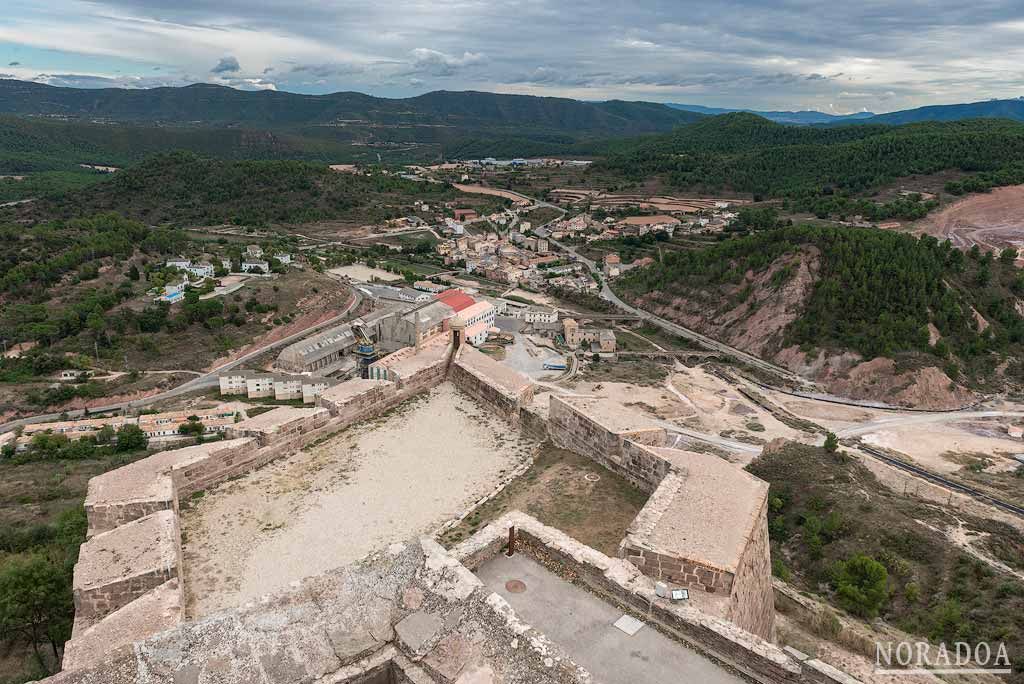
[{"left": 915, "top": 184, "right": 1024, "bottom": 254}]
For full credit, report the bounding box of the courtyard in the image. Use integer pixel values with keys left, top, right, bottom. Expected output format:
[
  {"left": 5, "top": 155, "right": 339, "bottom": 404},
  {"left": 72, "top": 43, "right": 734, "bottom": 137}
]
[{"left": 180, "top": 384, "right": 537, "bottom": 616}]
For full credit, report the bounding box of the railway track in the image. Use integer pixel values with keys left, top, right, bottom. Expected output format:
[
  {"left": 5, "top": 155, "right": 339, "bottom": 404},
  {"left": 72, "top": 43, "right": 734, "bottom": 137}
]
[{"left": 858, "top": 444, "right": 1024, "bottom": 517}]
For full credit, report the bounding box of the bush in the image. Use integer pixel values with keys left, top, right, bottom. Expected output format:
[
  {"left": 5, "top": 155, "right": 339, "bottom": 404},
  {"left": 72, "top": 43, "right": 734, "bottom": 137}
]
[
  {"left": 824, "top": 432, "right": 839, "bottom": 453},
  {"left": 830, "top": 554, "right": 889, "bottom": 618}
]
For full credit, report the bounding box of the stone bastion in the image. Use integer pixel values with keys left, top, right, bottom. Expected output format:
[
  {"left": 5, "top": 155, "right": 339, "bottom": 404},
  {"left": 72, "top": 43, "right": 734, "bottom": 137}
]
[{"left": 43, "top": 331, "right": 859, "bottom": 684}]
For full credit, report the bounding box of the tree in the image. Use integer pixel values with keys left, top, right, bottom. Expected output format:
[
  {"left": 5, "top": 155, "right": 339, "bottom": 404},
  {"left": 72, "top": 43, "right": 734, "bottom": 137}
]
[
  {"left": 824, "top": 432, "right": 839, "bottom": 453},
  {"left": 830, "top": 554, "right": 889, "bottom": 618},
  {"left": 127, "top": 264, "right": 140, "bottom": 281},
  {"left": 178, "top": 421, "right": 205, "bottom": 437},
  {"left": 0, "top": 554, "right": 73, "bottom": 670},
  {"left": 115, "top": 424, "right": 148, "bottom": 452}
]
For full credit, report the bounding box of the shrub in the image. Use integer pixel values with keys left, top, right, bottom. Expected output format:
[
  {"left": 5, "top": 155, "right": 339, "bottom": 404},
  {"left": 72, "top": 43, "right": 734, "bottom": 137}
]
[{"left": 830, "top": 554, "right": 889, "bottom": 618}]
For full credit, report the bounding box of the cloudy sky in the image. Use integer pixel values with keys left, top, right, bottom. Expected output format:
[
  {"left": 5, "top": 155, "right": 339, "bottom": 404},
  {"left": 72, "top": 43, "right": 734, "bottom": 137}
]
[{"left": 1, "top": 0, "right": 1022, "bottom": 113}]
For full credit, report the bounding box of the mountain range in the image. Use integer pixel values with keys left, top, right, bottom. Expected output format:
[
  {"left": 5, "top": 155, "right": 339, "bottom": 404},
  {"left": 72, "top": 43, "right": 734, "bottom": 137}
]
[
  {"left": 667, "top": 98, "right": 1024, "bottom": 126},
  {"left": 665, "top": 103, "right": 875, "bottom": 125},
  {"left": 0, "top": 79, "right": 700, "bottom": 134}
]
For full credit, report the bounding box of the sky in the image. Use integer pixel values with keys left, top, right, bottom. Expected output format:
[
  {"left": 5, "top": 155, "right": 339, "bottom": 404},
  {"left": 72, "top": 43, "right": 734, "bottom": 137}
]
[{"left": 1, "top": 0, "right": 1023, "bottom": 114}]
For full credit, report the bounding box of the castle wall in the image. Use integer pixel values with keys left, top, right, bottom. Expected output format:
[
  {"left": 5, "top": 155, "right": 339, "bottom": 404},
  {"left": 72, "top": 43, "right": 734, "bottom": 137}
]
[
  {"left": 72, "top": 511, "right": 181, "bottom": 625},
  {"left": 547, "top": 395, "right": 666, "bottom": 492},
  {"left": 727, "top": 497, "right": 776, "bottom": 639},
  {"left": 448, "top": 347, "right": 534, "bottom": 425},
  {"left": 168, "top": 438, "right": 262, "bottom": 501}
]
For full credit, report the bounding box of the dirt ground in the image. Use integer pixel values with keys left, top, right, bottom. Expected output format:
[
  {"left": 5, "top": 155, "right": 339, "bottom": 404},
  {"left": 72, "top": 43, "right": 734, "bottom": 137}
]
[
  {"left": 860, "top": 420, "right": 1023, "bottom": 475},
  {"left": 438, "top": 444, "right": 649, "bottom": 556},
  {"left": 180, "top": 385, "right": 536, "bottom": 617},
  {"left": 327, "top": 264, "right": 403, "bottom": 282},
  {"left": 915, "top": 184, "right": 1024, "bottom": 255}
]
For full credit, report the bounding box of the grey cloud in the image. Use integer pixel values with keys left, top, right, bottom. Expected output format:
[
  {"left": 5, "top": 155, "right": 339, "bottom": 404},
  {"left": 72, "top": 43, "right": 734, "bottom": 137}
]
[
  {"left": 8, "top": 61, "right": 20, "bottom": 66},
  {"left": 289, "top": 63, "right": 364, "bottom": 78},
  {"left": 211, "top": 56, "right": 240, "bottom": 74},
  {"left": 408, "top": 48, "right": 486, "bottom": 77},
  {"left": 9, "top": 0, "right": 1024, "bottom": 110}
]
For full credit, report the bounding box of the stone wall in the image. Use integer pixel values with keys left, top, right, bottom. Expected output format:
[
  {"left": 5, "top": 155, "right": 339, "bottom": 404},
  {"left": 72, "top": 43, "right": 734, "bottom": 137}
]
[
  {"left": 72, "top": 511, "right": 181, "bottom": 625},
  {"left": 453, "top": 512, "right": 812, "bottom": 684},
  {"left": 518, "top": 406, "right": 548, "bottom": 441},
  {"left": 168, "top": 438, "right": 263, "bottom": 501},
  {"left": 86, "top": 498, "right": 171, "bottom": 541},
  {"left": 727, "top": 497, "right": 776, "bottom": 639},
  {"left": 547, "top": 395, "right": 667, "bottom": 492},
  {"left": 620, "top": 543, "right": 735, "bottom": 594},
  {"left": 224, "top": 407, "right": 331, "bottom": 447},
  {"left": 448, "top": 347, "right": 534, "bottom": 425}
]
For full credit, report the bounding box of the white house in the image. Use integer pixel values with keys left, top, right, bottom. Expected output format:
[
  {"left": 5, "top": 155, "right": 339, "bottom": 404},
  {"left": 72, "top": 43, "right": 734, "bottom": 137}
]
[
  {"left": 187, "top": 262, "right": 215, "bottom": 278},
  {"left": 273, "top": 253, "right": 292, "bottom": 265},
  {"left": 241, "top": 260, "right": 269, "bottom": 274},
  {"left": 160, "top": 281, "right": 187, "bottom": 304},
  {"left": 245, "top": 375, "right": 276, "bottom": 398},
  {"left": 524, "top": 307, "right": 557, "bottom": 324}
]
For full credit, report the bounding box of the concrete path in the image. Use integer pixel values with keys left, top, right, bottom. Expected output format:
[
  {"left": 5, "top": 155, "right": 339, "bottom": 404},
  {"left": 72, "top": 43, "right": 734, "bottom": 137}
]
[{"left": 477, "top": 553, "right": 744, "bottom": 684}]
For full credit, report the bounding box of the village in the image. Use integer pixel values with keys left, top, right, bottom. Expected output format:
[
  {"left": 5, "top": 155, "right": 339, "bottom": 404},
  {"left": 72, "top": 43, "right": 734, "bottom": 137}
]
[{"left": 9, "top": 163, "right": 1024, "bottom": 684}]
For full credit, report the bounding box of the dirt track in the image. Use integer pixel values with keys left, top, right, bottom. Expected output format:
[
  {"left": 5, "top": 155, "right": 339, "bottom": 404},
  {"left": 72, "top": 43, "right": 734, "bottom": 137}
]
[{"left": 916, "top": 185, "right": 1024, "bottom": 253}]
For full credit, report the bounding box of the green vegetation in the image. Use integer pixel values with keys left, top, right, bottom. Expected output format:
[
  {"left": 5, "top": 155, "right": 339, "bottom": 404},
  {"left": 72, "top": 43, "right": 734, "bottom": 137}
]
[
  {"left": 0, "top": 82, "right": 701, "bottom": 134},
  {"left": 615, "top": 223, "right": 1024, "bottom": 386},
  {"left": 11, "top": 425, "right": 149, "bottom": 465},
  {"left": 598, "top": 114, "right": 1024, "bottom": 218},
  {"left": 749, "top": 442, "right": 1024, "bottom": 677},
  {"left": 15, "top": 152, "right": 462, "bottom": 227},
  {"left": 0, "top": 511, "right": 82, "bottom": 678}
]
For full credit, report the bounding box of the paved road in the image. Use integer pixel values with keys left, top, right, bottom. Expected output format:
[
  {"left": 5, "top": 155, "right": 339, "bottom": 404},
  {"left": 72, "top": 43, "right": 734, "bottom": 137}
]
[
  {"left": 478, "top": 553, "right": 745, "bottom": 684},
  {"left": 548, "top": 236, "right": 807, "bottom": 385},
  {"left": 0, "top": 292, "right": 362, "bottom": 434}
]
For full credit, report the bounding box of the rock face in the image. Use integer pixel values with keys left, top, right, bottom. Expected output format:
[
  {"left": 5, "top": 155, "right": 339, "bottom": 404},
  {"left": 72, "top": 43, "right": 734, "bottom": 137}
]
[{"left": 634, "top": 247, "right": 820, "bottom": 360}]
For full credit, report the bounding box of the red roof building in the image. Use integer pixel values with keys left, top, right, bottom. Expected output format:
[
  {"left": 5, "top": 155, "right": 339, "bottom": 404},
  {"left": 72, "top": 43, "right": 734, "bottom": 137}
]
[{"left": 435, "top": 289, "right": 475, "bottom": 312}]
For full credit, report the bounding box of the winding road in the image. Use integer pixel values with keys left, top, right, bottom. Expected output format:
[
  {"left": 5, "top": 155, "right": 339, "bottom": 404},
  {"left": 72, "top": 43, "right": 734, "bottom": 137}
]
[
  {"left": 0, "top": 291, "right": 362, "bottom": 434},
  {"left": 547, "top": 236, "right": 808, "bottom": 385}
]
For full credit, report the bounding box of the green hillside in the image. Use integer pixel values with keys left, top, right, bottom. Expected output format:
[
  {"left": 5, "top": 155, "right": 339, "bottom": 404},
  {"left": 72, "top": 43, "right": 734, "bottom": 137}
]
[
  {"left": 13, "top": 152, "right": 463, "bottom": 226},
  {"left": 859, "top": 98, "right": 1024, "bottom": 125},
  {"left": 600, "top": 114, "right": 1024, "bottom": 194},
  {"left": 0, "top": 80, "right": 701, "bottom": 133},
  {"left": 616, "top": 224, "right": 1024, "bottom": 387}
]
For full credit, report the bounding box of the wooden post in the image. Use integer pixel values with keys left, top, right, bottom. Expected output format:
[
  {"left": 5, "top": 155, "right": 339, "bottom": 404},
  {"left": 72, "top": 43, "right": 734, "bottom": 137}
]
[{"left": 507, "top": 525, "right": 516, "bottom": 556}]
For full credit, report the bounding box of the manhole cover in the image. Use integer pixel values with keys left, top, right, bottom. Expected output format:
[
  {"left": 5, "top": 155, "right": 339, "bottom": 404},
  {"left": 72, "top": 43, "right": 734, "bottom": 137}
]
[
  {"left": 584, "top": 473, "right": 601, "bottom": 482},
  {"left": 505, "top": 579, "right": 527, "bottom": 594}
]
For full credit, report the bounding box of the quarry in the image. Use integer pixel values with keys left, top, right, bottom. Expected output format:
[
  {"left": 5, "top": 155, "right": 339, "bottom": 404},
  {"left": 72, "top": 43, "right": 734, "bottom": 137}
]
[{"left": 46, "top": 322, "right": 860, "bottom": 684}]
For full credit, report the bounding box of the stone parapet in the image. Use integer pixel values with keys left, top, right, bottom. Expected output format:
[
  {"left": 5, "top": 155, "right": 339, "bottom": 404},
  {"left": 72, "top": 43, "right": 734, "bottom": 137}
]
[
  {"left": 547, "top": 394, "right": 667, "bottom": 491},
  {"left": 72, "top": 511, "right": 180, "bottom": 627},
  {"left": 84, "top": 438, "right": 254, "bottom": 537},
  {"left": 449, "top": 345, "right": 534, "bottom": 424},
  {"left": 63, "top": 579, "right": 181, "bottom": 672}
]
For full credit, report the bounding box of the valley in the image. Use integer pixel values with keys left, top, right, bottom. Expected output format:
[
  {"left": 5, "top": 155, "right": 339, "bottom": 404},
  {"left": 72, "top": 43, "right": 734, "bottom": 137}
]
[{"left": 5, "top": 77, "right": 1024, "bottom": 684}]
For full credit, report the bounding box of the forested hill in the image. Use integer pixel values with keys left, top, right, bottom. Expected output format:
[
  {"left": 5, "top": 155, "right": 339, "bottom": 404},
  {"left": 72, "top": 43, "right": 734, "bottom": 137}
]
[
  {"left": 597, "top": 114, "right": 1024, "bottom": 197},
  {"left": 615, "top": 224, "right": 1024, "bottom": 396},
  {"left": 0, "top": 80, "right": 701, "bottom": 133},
  {"left": 0, "top": 116, "right": 373, "bottom": 173},
  {"left": 857, "top": 98, "right": 1024, "bottom": 125},
  {"left": 11, "top": 152, "right": 460, "bottom": 226}
]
